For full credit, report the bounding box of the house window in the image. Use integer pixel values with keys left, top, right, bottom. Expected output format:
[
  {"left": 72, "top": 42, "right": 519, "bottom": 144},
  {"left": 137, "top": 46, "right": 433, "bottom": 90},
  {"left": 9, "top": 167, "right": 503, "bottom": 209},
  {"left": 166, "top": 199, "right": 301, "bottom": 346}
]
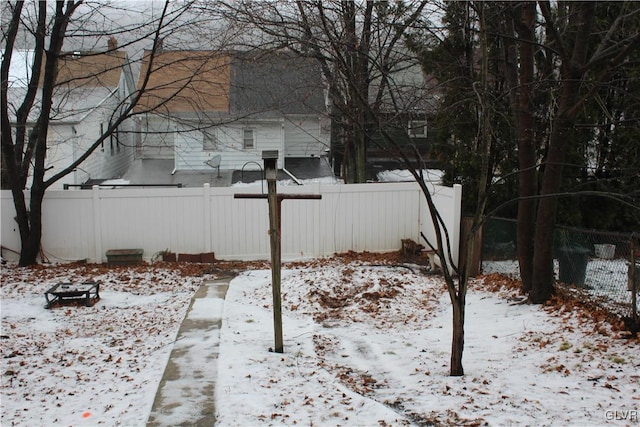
[
  {"left": 243, "top": 128, "right": 255, "bottom": 149},
  {"left": 203, "top": 129, "right": 219, "bottom": 151},
  {"left": 408, "top": 120, "right": 427, "bottom": 138}
]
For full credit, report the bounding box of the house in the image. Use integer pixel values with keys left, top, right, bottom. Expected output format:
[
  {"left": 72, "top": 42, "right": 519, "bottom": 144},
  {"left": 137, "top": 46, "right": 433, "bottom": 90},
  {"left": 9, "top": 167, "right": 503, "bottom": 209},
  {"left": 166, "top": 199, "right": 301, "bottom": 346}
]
[
  {"left": 329, "top": 56, "right": 442, "bottom": 180},
  {"left": 134, "top": 49, "right": 330, "bottom": 175},
  {"left": 4, "top": 39, "right": 137, "bottom": 189}
]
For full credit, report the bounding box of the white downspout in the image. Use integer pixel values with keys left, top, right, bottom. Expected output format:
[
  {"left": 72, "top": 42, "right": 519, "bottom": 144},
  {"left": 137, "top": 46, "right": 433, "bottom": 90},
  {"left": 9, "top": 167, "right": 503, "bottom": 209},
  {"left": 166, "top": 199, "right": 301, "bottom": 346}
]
[{"left": 282, "top": 168, "right": 302, "bottom": 185}]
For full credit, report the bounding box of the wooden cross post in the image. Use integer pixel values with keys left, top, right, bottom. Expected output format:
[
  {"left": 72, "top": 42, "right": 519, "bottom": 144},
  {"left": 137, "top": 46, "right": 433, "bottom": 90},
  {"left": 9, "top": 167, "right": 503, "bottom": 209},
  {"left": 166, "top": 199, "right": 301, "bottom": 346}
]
[{"left": 234, "top": 151, "right": 321, "bottom": 353}]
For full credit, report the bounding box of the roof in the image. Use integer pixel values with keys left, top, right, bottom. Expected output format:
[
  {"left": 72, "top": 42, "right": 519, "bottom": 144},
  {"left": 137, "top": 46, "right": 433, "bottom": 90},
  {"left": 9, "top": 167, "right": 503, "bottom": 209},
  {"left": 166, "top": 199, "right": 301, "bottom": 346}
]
[
  {"left": 134, "top": 50, "right": 326, "bottom": 119},
  {"left": 55, "top": 51, "right": 128, "bottom": 89},
  {"left": 135, "top": 51, "right": 231, "bottom": 115},
  {"left": 8, "top": 86, "right": 115, "bottom": 123},
  {"left": 230, "top": 51, "right": 326, "bottom": 118},
  {"left": 5, "top": 49, "right": 132, "bottom": 123},
  {"left": 3, "top": 49, "right": 128, "bottom": 88}
]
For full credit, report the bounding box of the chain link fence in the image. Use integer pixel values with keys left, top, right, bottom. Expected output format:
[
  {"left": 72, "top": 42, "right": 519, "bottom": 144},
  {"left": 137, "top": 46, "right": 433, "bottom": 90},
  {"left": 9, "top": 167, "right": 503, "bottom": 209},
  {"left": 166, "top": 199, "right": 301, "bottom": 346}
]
[{"left": 482, "top": 217, "right": 639, "bottom": 325}]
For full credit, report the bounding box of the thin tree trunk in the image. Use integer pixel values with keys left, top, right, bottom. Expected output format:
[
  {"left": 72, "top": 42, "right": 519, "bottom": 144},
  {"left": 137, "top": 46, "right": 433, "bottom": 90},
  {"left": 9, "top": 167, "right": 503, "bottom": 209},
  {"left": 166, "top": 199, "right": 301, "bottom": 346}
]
[
  {"left": 450, "top": 295, "right": 465, "bottom": 376},
  {"left": 516, "top": 2, "right": 537, "bottom": 293},
  {"left": 354, "top": 129, "right": 367, "bottom": 183}
]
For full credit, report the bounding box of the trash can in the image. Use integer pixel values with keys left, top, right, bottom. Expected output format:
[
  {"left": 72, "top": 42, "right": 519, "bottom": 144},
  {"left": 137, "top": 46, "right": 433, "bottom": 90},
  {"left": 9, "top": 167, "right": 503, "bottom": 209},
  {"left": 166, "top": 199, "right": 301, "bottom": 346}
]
[{"left": 557, "top": 244, "right": 590, "bottom": 287}]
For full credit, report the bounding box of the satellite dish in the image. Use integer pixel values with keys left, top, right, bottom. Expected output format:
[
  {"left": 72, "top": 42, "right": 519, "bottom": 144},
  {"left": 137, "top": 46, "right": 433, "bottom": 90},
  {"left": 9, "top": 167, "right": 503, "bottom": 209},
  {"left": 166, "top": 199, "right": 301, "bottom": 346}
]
[{"left": 204, "top": 155, "right": 222, "bottom": 178}]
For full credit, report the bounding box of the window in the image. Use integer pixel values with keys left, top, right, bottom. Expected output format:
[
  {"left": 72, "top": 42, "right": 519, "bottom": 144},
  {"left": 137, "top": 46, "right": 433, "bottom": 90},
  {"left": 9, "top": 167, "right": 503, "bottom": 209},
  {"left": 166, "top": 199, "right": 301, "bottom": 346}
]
[
  {"left": 408, "top": 120, "right": 427, "bottom": 138},
  {"left": 203, "top": 129, "right": 219, "bottom": 151},
  {"left": 243, "top": 128, "right": 255, "bottom": 149}
]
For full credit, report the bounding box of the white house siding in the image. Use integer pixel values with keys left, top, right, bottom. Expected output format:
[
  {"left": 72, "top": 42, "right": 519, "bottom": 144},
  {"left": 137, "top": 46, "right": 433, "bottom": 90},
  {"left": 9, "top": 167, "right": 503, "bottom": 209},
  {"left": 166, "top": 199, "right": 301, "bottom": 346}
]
[
  {"left": 77, "top": 115, "right": 134, "bottom": 183},
  {"left": 283, "top": 115, "right": 329, "bottom": 158},
  {"left": 43, "top": 125, "right": 77, "bottom": 189},
  {"left": 6, "top": 50, "right": 137, "bottom": 190},
  {"left": 175, "top": 120, "right": 285, "bottom": 170},
  {"left": 13, "top": 115, "right": 133, "bottom": 191},
  {"left": 42, "top": 107, "right": 134, "bottom": 190},
  {"left": 137, "top": 115, "right": 176, "bottom": 160}
]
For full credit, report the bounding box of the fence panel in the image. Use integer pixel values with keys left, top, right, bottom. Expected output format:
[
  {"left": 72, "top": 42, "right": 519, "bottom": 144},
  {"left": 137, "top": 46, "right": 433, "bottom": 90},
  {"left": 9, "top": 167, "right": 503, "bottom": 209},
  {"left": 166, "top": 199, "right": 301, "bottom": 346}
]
[
  {"left": 419, "top": 183, "right": 462, "bottom": 268},
  {"left": 1, "top": 182, "right": 462, "bottom": 264},
  {"left": 41, "top": 191, "right": 96, "bottom": 261}
]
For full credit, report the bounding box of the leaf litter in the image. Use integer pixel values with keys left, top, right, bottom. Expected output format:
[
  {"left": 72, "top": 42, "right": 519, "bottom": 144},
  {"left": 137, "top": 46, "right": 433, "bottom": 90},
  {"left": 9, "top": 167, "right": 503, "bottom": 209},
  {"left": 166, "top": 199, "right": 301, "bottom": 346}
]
[{"left": 1, "top": 254, "right": 639, "bottom": 426}]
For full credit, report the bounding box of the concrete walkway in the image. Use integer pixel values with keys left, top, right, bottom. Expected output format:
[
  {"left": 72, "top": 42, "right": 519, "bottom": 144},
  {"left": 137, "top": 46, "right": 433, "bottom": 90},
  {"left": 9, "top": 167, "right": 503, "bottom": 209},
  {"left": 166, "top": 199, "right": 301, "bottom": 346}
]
[{"left": 146, "top": 276, "right": 232, "bottom": 426}]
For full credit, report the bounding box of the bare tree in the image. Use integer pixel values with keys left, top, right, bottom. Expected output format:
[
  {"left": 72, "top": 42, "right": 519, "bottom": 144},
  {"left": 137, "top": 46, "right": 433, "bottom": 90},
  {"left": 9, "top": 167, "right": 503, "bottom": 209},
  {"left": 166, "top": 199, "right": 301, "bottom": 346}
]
[
  {"left": 416, "top": 1, "right": 639, "bottom": 304},
  {"left": 1, "top": 0, "right": 199, "bottom": 265},
  {"left": 498, "top": 1, "right": 640, "bottom": 302},
  {"left": 528, "top": 1, "right": 640, "bottom": 302},
  {"left": 214, "top": 0, "right": 432, "bottom": 183},
  {"left": 210, "top": 0, "right": 478, "bottom": 377}
]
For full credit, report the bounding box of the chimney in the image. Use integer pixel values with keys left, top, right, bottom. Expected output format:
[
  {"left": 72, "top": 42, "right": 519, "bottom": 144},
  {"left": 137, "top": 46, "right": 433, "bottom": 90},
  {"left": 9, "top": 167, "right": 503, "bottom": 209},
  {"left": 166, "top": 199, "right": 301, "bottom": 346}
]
[{"left": 108, "top": 36, "right": 118, "bottom": 51}]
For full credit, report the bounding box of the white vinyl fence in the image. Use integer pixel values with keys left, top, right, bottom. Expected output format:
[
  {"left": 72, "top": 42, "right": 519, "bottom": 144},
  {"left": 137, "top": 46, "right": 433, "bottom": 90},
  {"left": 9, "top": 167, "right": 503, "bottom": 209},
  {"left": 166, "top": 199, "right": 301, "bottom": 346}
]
[{"left": 1, "top": 182, "right": 462, "bottom": 265}]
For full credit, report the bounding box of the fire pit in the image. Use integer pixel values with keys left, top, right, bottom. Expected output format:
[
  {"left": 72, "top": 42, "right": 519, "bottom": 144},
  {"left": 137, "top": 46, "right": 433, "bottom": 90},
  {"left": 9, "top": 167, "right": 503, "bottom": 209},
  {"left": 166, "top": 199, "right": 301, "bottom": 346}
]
[{"left": 45, "top": 282, "right": 100, "bottom": 309}]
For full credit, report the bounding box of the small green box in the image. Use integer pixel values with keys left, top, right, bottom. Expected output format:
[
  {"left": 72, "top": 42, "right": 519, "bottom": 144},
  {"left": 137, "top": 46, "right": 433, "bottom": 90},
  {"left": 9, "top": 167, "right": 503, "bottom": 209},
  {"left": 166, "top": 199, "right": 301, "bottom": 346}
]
[{"left": 106, "top": 249, "right": 143, "bottom": 266}]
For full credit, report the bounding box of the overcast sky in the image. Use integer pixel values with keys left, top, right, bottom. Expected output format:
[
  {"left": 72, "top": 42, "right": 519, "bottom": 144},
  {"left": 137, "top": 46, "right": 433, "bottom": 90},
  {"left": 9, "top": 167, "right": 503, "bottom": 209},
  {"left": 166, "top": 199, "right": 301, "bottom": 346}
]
[{"left": 4, "top": 1, "right": 197, "bottom": 53}]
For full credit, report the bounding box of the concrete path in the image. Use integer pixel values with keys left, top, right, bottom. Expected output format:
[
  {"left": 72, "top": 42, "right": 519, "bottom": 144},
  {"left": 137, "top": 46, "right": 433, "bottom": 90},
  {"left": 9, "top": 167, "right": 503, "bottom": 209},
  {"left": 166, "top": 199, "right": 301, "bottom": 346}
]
[{"left": 146, "top": 277, "right": 231, "bottom": 427}]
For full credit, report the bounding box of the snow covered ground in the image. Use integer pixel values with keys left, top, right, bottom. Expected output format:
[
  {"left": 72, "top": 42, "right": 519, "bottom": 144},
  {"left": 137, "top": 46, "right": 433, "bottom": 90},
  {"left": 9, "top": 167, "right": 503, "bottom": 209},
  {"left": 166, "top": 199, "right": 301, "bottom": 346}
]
[
  {"left": 484, "top": 259, "right": 637, "bottom": 319},
  {"left": 0, "top": 264, "right": 204, "bottom": 426},
  {"left": 1, "top": 257, "right": 639, "bottom": 426},
  {"left": 376, "top": 168, "right": 444, "bottom": 183}
]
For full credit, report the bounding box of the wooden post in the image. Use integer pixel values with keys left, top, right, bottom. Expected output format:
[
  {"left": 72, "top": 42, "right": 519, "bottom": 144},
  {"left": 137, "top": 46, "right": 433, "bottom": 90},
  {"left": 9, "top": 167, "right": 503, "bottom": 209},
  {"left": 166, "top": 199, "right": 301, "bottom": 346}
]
[
  {"left": 234, "top": 151, "right": 321, "bottom": 354},
  {"left": 266, "top": 176, "right": 284, "bottom": 353}
]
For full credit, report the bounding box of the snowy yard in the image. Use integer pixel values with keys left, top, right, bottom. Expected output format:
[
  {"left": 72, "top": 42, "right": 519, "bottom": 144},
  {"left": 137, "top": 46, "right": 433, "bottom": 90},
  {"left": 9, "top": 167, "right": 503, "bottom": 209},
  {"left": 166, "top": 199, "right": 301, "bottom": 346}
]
[
  {"left": 484, "top": 258, "right": 638, "bottom": 319},
  {"left": 1, "top": 255, "right": 639, "bottom": 426}
]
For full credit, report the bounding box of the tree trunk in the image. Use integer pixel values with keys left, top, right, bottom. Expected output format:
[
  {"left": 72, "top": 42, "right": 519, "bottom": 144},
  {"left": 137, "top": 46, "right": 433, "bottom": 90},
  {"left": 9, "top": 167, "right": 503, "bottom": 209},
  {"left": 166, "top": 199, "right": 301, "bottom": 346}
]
[
  {"left": 530, "top": 2, "right": 595, "bottom": 303},
  {"left": 515, "top": 2, "right": 537, "bottom": 293},
  {"left": 20, "top": 220, "right": 42, "bottom": 266},
  {"left": 530, "top": 79, "right": 584, "bottom": 303},
  {"left": 354, "top": 128, "right": 367, "bottom": 183},
  {"left": 529, "top": 116, "right": 571, "bottom": 303},
  {"left": 450, "top": 294, "right": 465, "bottom": 376}
]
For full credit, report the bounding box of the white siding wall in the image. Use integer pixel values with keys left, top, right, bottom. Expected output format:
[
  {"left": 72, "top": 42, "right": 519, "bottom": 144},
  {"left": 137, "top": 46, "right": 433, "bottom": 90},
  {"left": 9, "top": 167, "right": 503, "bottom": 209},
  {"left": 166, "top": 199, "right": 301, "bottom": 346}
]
[
  {"left": 73, "top": 105, "right": 135, "bottom": 184},
  {"left": 284, "top": 115, "right": 329, "bottom": 157},
  {"left": 137, "top": 115, "right": 176, "bottom": 160},
  {"left": 43, "top": 104, "right": 135, "bottom": 190},
  {"left": 44, "top": 124, "right": 77, "bottom": 189},
  {"left": 1, "top": 182, "right": 461, "bottom": 265},
  {"left": 175, "top": 120, "right": 285, "bottom": 170}
]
